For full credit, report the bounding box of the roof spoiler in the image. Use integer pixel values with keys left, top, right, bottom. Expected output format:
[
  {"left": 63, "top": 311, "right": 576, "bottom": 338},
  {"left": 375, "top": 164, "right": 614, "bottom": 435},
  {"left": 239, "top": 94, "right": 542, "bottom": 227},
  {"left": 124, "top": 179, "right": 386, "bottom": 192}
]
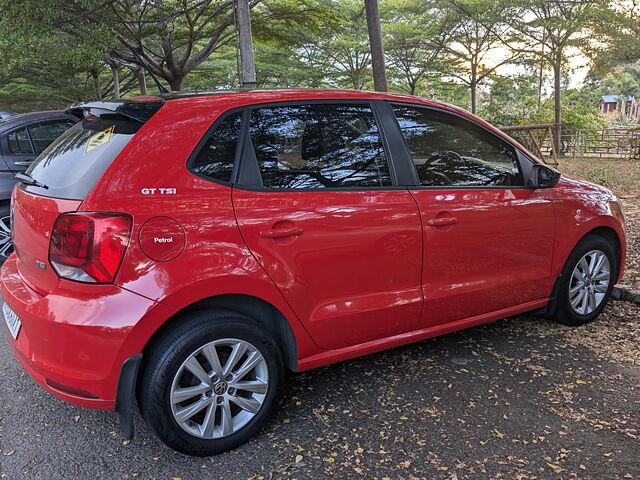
[{"left": 66, "top": 98, "right": 164, "bottom": 124}]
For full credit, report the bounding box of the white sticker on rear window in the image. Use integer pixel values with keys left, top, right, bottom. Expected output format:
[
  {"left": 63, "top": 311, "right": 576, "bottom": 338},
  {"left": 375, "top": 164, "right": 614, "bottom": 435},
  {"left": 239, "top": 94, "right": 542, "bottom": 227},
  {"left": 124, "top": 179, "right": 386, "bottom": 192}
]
[{"left": 86, "top": 126, "right": 115, "bottom": 152}]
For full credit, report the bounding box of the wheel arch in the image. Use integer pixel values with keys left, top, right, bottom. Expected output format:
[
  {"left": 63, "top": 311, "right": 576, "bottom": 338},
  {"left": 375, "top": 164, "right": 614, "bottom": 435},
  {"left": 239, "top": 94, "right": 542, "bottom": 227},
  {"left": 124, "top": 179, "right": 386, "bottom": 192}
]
[
  {"left": 552, "top": 217, "right": 626, "bottom": 286},
  {"left": 541, "top": 223, "right": 623, "bottom": 320},
  {"left": 582, "top": 225, "right": 624, "bottom": 282},
  {"left": 141, "top": 293, "right": 300, "bottom": 372}
]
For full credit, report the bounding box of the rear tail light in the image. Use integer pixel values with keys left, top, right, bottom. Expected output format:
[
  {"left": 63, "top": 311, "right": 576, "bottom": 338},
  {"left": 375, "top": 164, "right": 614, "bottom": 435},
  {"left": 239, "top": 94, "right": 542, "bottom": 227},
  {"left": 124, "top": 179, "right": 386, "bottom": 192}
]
[{"left": 49, "top": 213, "right": 132, "bottom": 283}]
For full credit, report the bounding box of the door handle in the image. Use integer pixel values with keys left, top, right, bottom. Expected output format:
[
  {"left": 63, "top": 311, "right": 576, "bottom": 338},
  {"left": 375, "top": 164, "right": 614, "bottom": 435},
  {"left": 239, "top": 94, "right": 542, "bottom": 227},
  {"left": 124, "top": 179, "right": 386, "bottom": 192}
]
[
  {"left": 259, "top": 227, "right": 304, "bottom": 239},
  {"left": 427, "top": 217, "right": 457, "bottom": 227},
  {"left": 15, "top": 160, "right": 33, "bottom": 167}
]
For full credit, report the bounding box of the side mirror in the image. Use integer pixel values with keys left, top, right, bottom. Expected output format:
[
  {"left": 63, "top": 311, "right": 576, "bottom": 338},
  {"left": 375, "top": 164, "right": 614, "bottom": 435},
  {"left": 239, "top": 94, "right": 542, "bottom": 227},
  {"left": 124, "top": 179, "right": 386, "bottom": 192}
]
[{"left": 529, "top": 164, "right": 560, "bottom": 189}]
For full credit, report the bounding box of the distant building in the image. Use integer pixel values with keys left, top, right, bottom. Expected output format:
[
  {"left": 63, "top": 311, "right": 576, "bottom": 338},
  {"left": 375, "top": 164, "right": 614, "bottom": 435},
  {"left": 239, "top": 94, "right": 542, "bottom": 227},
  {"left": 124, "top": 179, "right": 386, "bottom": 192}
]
[{"left": 599, "top": 95, "right": 639, "bottom": 120}]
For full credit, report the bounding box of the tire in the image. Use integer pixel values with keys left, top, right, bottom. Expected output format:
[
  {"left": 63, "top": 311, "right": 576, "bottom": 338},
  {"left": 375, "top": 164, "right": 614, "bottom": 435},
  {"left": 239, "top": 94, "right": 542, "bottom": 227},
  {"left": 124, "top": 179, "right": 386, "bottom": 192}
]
[
  {"left": 552, "top": 234, "right": 617, "bottom": 326},
  {"left": 138, "top": 311, "right": 284, "bottom": 456},
  {"left": 0, "top": 204, "right": 12, "bottom": 263}
]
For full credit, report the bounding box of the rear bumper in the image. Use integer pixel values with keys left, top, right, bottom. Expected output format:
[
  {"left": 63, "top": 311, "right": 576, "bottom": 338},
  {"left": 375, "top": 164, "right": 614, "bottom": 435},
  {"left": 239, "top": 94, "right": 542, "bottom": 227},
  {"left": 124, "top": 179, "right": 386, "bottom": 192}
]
[{"left": 0, "top": 254, "right": 162, "bottom": 409}]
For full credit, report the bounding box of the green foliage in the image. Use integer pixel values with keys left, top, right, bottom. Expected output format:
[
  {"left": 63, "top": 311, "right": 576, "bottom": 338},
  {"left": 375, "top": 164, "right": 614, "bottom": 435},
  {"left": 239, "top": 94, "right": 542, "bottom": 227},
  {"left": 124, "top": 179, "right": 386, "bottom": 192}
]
[
  {"left": 0, "top": 0, "right": 634, "bottom": 133},
  {"left": 525, "top": 101, "right": 608, "bottom": 130},
  {"left": 562, "top": 104, "right": 609, "bottom": 130},
  {"left": 382, "top": 0, "right": 449, "bottom": 95},
  {"left": 480, "top": 74, "right": 540, "bottom": 126}
]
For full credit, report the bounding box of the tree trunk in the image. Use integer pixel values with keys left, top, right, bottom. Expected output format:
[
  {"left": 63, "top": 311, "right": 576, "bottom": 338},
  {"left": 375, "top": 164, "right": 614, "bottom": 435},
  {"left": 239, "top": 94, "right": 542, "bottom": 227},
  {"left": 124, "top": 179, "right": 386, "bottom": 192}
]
[
  {"left": 111, "top": 64, "right": 120, "bottom": 99},
  {"left": 470, "top": 62, "right": 477, "bottom": 114},
  {"left": 168, "top": 76, "right": 183, "bottom": 91},
  {"left": 364, "top": 0, "right": 387, "bottom": 92},
  {"left": 91, "top": 70, "right": 102, "bottom": 101},
  {"left": 235, "top": 0, "right": 257, "bottom": 89},
  {"left": 470, "top": 83, "right": 477, "bottom": 114},
  {"left": 537, "top": 33, "right": 545, "bottom": 112},
  {"left": 552, "top": 60, "right": 562, "bottom": 154},
  {"left": 136, "top": 68, "right": 147, "bottom": 95}
]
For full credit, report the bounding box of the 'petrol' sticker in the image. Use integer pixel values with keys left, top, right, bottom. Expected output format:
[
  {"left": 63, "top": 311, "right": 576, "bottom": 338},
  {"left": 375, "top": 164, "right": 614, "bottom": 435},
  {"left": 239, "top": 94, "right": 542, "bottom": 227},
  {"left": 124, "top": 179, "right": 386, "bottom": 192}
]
[{"left": 86, "top": 125, "right": 115, "bottom": 152}]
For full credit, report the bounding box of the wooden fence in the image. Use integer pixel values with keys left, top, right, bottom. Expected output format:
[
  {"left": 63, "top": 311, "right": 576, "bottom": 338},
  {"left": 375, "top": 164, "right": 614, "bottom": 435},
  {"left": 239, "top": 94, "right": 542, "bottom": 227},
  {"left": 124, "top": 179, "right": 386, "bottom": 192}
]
[
  {"left": 501, "top": 125, "right": 640, "bottom": 160},
  {"left": 501, "top": 123, "right": 559, "bottom": 166}
]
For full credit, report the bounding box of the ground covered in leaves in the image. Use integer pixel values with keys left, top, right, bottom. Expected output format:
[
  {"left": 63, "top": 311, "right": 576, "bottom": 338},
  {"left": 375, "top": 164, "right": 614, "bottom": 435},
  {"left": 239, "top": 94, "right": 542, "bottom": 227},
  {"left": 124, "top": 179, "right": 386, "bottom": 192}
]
[{"left": 1, "top": 300, "right": 638, "bottom": 480}]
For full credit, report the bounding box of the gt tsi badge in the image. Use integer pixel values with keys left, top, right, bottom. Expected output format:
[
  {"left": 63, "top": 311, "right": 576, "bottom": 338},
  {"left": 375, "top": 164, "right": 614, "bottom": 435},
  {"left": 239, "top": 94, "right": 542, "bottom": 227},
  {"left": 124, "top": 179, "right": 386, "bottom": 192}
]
[{"left": 141, "top": 188, "right": 176, "bottom": 195}]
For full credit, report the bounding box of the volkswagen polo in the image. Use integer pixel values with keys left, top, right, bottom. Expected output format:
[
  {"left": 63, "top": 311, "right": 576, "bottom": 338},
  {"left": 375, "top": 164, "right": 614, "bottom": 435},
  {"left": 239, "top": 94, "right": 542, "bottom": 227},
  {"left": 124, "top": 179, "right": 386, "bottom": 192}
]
[{"left": 0, "top": 90, "right": 626, "bottom": 456}]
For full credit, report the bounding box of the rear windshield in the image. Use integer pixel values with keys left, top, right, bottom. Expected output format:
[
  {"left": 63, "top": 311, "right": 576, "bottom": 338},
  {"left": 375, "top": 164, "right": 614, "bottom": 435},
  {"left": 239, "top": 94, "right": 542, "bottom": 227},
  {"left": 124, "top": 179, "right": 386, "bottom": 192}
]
[{"left": 22, "top": 114, "right": 142, "bottom": 200}]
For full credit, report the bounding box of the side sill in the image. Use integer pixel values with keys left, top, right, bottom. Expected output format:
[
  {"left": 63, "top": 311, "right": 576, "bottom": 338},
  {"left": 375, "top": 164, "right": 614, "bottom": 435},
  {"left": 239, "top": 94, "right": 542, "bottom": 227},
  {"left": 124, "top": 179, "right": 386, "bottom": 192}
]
[{"left": 297, "top": 298, "right": 548, "bottom": 371}]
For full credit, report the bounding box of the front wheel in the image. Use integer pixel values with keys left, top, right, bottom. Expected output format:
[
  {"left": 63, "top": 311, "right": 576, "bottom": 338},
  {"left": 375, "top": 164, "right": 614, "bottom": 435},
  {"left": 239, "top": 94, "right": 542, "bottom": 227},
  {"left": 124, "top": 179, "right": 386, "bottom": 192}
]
[
  {"left": 552, "top": 234, "right": 617, "bottom": 326},
  {"left": 138, "top": 312, "right": 284, "bottom": 456}
]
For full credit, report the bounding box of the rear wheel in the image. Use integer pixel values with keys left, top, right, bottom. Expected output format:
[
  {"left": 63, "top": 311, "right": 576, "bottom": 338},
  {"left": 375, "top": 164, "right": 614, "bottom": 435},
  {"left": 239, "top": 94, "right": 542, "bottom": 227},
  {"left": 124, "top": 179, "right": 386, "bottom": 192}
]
[
  {"left": 139, "top": 311, "right": 283, "bottom": 456},
  {"left": 552, "top": 234, "right": 617, "bottom": 326},
  {"left": 0, "top": 205, "right": 12, "bottom": 262}
]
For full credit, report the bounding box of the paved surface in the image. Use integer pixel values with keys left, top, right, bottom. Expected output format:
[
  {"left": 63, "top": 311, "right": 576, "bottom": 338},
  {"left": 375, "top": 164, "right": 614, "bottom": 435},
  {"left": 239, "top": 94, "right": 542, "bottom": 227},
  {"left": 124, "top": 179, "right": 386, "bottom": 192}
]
[{"left": 1, "top": 301, "right": 638, "bottom": 480}]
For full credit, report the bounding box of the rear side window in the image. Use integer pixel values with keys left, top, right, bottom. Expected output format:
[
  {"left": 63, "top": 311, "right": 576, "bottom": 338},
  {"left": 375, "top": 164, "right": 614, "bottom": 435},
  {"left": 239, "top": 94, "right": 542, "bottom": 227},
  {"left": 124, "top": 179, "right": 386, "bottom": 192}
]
[
  {"left": 7, "top": 128, "right": 34, "bottom": 155},
  {"left": 28, "top": 121, "right": 74, "bottom": 154},
  {"left": 249, "top": 104, "right": 391, "bottom": 189},
  {"left": 190, "top": 111, "right": 243, "bottom": 183},
  {"left": 23, "top": 115, "right": 141, "bottom": 200}
]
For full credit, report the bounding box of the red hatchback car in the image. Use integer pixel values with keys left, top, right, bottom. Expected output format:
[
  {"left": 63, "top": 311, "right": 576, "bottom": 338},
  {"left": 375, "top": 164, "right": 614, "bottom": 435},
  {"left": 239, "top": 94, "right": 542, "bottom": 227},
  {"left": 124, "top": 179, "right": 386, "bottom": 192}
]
[{"left": 1, "top": 90, "right": 626, "bottom": 456}]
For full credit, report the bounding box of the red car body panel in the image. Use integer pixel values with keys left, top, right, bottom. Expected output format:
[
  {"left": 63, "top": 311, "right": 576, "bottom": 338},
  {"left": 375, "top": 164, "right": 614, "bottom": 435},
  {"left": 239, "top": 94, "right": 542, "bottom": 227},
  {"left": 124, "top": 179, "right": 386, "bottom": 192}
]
[
  {"left": 546, "top": 175, "right": 626, "bottom": 283},
  {"left": 1, "top": 254, "right": 176, "bottom": 408},
  {"left": 232, "top": 188, "right": 423, "bottom": 349},
  {"left": 411, "top": 187, "right": 556, "bottom": 327},
  {"left": 0, "top": 89, "right": 627, "bottom": 411}
]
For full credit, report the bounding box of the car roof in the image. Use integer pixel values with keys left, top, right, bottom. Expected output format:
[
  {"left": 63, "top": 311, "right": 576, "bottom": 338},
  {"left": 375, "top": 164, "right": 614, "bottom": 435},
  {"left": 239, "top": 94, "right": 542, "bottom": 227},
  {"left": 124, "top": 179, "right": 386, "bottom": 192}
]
[
  {"left": 66, "top": 88, "right": 540, "bottom": 166},
  {"left": 0, "top": 110, "right": 75, "bottom": 134},
  {"left": 157, "top": 88, "right": 451, "bottom": 107},
  {"left": 72, "top": 89, "right": 468, "bottom": 115}
]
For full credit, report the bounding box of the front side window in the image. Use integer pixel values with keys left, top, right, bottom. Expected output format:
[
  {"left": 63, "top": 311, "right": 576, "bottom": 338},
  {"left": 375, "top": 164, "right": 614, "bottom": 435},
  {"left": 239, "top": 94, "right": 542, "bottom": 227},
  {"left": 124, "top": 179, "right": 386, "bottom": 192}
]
[
  {"left": 393, "top": 105, "right": 523, "bottom": 187},
  {"left": 191, "top": 111, "right": 243, "bottom": 183},
  {"left": 28, "top": 121, "right": 74, "bottom": 154},
  {"left": 7, "top": 128, "right": 34, "bottom": 155},
  {"left": 249, "top": 103, "right": 392, "bottom": 189}
]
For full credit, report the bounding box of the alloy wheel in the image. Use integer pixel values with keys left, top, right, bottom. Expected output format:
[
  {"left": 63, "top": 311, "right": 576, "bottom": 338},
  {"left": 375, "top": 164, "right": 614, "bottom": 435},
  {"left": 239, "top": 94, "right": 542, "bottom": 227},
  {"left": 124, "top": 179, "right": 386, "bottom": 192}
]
[
  {"left": 0, "top": 215, "right": 12, "bottom": 260},
  {"left": 568, "top": 249, "right": 611, "bottom": 315},
  {"left": 170, "top": 338, "right": 269, "bottom": 439}
]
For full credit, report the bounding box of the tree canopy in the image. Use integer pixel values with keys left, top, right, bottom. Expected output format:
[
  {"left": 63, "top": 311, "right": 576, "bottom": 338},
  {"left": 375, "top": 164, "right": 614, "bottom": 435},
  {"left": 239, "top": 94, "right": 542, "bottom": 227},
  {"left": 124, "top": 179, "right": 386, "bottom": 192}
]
[{"left": 0, "top": 0, "right": 638, "bottom": 129}]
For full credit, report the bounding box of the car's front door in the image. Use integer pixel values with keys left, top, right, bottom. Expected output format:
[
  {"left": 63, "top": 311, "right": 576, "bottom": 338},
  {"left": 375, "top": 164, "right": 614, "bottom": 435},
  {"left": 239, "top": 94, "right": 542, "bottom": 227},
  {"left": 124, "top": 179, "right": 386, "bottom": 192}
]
[
  {"left": 233, "top": 102, "right": 424, "bottom": 350},
  {"left": 391, "top": 104, "right": 556, "bottom": 327}
]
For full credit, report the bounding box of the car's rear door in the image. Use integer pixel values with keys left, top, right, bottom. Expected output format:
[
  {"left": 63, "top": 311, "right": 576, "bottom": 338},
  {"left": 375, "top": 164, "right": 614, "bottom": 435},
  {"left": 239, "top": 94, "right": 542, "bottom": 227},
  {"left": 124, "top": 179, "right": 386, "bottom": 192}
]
[
  {"left": 389, "top": 103, "right": 556, "bottom": 327},
  {"left": 232, "top": 101, "right": 423, "bottom": 350}
]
